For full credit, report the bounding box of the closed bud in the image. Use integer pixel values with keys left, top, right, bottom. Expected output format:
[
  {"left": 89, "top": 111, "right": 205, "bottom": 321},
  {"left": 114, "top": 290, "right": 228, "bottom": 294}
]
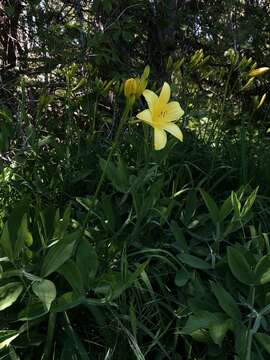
[
  {"left": 249, "top": 67, "right": 270, "bottom": 77},
  {"left": 257, "top": 93, "right": 267, "bottom": 109},
  {"left": 142, "top": 65, "right": 150, "bottom": 79},
  {"left": 124, "top": 78, "right": 137, "bottom": 98}
]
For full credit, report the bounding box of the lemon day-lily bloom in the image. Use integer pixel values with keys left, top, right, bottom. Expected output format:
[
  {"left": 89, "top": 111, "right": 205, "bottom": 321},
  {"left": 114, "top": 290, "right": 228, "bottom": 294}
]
[{"left": 136, "top": 82, "right": 184, "bottom": 150}]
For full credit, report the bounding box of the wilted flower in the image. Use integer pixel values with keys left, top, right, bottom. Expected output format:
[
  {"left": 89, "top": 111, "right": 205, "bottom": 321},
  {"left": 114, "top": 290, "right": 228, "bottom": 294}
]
[{"left": 136, "top": 82, "right": 184, "bottom": 150}]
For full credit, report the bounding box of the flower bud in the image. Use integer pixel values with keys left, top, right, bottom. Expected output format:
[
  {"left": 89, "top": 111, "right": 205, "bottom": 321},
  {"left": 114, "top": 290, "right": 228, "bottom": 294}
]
[
  {"left": 124, "top": 78, "right": 137, "bottom": 98},
  {"left": 257, "top": 93, "right": 267, "bottom": 109},
  {"left": 249, "top": 67, "right": 270, "bottom": 77}
]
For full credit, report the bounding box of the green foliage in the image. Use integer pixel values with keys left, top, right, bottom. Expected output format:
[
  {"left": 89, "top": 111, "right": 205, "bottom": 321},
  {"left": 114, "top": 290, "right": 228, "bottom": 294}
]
[{"left": 1, "top": 1, "right": 270, "bottom": 359}]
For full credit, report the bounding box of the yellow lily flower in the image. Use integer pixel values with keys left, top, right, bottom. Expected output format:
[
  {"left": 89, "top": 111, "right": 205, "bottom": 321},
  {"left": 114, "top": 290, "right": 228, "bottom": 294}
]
[{"left": 136, "top": 82, "right": 184, "bottom": 150}]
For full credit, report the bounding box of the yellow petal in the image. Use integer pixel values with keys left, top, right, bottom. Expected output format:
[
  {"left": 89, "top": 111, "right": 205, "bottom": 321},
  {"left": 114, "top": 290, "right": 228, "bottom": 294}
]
[
  {"left": 154, "top": 128, "right": 167, "bottom": 150},
  {"left": 163, "top": 123, "right": 183, "bottom": 141},
  {"left": 136, "top": 109, "right": 153, "bottom": 125},
  {"left": 143, "top": 90, "right": 158, "bottom": 111},
  {"left": 158, "top": 82, "right": 171, "bottom": 105},
  {"left": 164, "top": 101, "right": 184, "bottom": 122}
]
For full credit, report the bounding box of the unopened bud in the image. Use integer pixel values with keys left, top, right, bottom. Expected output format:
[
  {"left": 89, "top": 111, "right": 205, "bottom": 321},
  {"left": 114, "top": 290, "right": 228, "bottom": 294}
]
[
  {"left": 249, "top": 67, "right": 270, "bottom": 77},
  {"left": 124, "top": 78, "right": 137, "bottom": 98}
]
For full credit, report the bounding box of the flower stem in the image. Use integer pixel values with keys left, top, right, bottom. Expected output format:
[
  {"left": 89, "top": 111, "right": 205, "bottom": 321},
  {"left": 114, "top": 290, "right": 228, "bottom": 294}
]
[{"left": 81, "top": 103, "right": 131, "bottom": 233}]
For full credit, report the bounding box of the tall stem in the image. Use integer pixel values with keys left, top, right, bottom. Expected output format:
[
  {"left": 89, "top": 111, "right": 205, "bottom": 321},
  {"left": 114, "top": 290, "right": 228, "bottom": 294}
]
[{"left": 81, "top": 103, "right": 131, "bottom": 233}]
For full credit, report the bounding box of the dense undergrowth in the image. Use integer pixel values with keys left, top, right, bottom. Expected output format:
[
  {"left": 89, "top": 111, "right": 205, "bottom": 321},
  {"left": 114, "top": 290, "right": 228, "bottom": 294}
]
[
  {"left": 0, "top": 55, "right": 270, "bottom": 360},
  {"left": 1, "top": 2, "right": 270, "bottom": 359}
]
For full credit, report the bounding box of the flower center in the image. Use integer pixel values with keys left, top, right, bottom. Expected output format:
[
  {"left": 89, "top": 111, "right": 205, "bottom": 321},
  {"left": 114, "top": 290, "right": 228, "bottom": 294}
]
[{"left": 157, "top": 110, "right": 167, "bottom": 120}]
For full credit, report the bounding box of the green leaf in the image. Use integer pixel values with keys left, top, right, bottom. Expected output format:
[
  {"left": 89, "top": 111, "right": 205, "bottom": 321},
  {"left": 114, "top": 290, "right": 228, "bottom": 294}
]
[
  {"left": 209, "top": 318, "right": 233, "bottom": 346},
  {"left": 41, "top": 232, "right": 78, "bottom": 277},
  {"left": 0, "top": 282, "right": 23, "bottom": 310},
  {"left": 0, "top": 330, "right": 19, "bottom": 350},
  {"left": 0, "top": 200, "right": 31, "bottom": 260},
  {"left": 58, "top": 260, "right": 84, "bottom": 295},
  {"left": 18, "top": 299, "right": 48, "bottom": 321},
  {"left": 0, "top": 222, "right": 13, "bottom": 260},
  {"left": 227, "top": 246, "right": 254, "bottom": 285},
  {"left": 220, "top": 196, "right": 233, "bottom": 221},
  {"left": 170, "top": 221, "right": 188, "bottom": 252},
  {"left": 52, "top": 292, "right": 83, "bottom": 313},
  {"left": 178, "top": 254, "right": 211, "bottom": 270},
  {"left": 183, "top": 190, "right": 198, "bottom": 226},
  {"left": 210, "top": 281, "right": 241, "bottom": 321},
  {"left": 241, "top": 187, "right": 258, "bottom": 217},
  {"left": 181, "top": 311, "right": 226, "bottom": 334},
  {"left": 111, "top": 262, "right": 148, "bottom": 300},
  {"left": 255, "top": 253, "right": 270, "bottom": 285},
  {"left": 231, "top": 192, "right": 241, "bottom": 219},
  {"left": 32, "top": 279, "right": 56, "bottom": 311},
  {"left": 15, "top": 214, "right": 33, "bottom": 257},
  {"left": 200, "top": 189, "right": 220, "bottom": 224},
  {"left": 99, "top": 157, "right": 129, "bottom": 193},
  {"left": 175, "top": 271, "right": 190, "bottom": 287},
  {"left": 255, "top": 332, "right": 270, "bottom": 354},
  {"left": 76, "top": 239, "right": 98, "bottom": 289},
  {"left": 53, "top": 205, "right": 71, "bottom": 240}
]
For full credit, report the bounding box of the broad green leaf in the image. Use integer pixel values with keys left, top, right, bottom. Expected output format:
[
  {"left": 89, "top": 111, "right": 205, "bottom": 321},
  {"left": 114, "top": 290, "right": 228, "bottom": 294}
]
[
  {"left": 241, "top": 187, "right": 258, "bottom": 217},
  {"left": 220, "top": 196, "right": 233, "bottom": 221},
  {"left": 32, "top": 279, "right": 56, "bottom": 311},
  {"left": 52, "top": 292, "right": 83, "bottom": 313},
  {"left": 227, "top": 247, "right": 254, "bottom": 285},
  {"left": 183, "top": 190, "right": 197, "bottom": 226},
  {"left": 15, "top": 214, "right": 33, "bottom": 258},
  {"left": 0, "top": 282, "right": 23, "bottom": 310},
  {"left": 58, "top": 260, "right": 84, "bottom": 295},
  {"left": 99, "top": 157, "right": 129, "bottom": 193},
  {"left": 0, "top": 222, "right": 13, "bottom": 260},
  {"left": 255, "top": 332, "right": 270, "bottom": 354},
  {"left": 170, "top": 221, "right": 188, "bottom": 252},
  {"left": 190, "top": 329, "right": 209, "bottom": 343},
  {"left": 0, "top": 198, "right": 32, "bottom": 260},
  {"left": 178, "top": 254, "right": 211, "bottom": 270},
  {"left": 76, "top": 238, "right": 98, "bottom": 289},
  {"left": 18, "top": 299, "right": 48, "bottom": 321},
  {"left": 175, "top": 271, "right": 190, "bottom": 287},
  {"left": 209, "top": 318, "right": 233, "bottom": 346},
  {"left": 181, "top": 311, "right": 226, "bottom": 334},
  {"left": 255, "top": 253, "right": 270, "bottom": 285},
  {"left": 200, "top": 189, "right": 220, "bottom": 224},
  {"left": 53, "top": 205, "right": 71, "bottom": 240},
  {"left": 231, "top": 192, "right": 241, "bottom": 218},
  {"left": 41, "top": 232, "right": 78, "bottom": 277},
  {"left": 0, "top": 330, "right": 19, "bottom": 350},
  {"left": 210, "top": 281, "right": 241, "bottom": 321}
]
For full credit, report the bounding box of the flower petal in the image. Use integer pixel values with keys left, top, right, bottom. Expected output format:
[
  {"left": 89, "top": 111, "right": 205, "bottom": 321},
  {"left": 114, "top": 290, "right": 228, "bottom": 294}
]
[
  {"left": 158, "top": 82, "right": 171, "bottom": 105},
  {"left": 136, "top": 109, "right": 153, "bottom": 125},
  {"left": 163, "top": 123, "right": 183, "bottom": 141},
  {"left": 143, "top": 90, "right": 158, "bottom": 111},
  {"left": 154, "top": 128, "right": 167, "bottom": 150},
  {"left": 164, "top": 101, "right": 184, "bottom": 122}
]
